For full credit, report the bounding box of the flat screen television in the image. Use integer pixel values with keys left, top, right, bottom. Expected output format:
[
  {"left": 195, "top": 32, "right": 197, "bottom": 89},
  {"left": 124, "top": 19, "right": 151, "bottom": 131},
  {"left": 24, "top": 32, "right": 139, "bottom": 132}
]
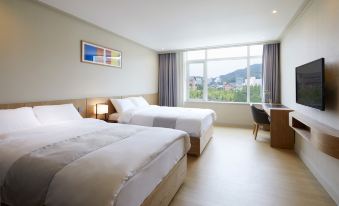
[{"left": 296, "top": 58, "right": 325, "bottom": 111}]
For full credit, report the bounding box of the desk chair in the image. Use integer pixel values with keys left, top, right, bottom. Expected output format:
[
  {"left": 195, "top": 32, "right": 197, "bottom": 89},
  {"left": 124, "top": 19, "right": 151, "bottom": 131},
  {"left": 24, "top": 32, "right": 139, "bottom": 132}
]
[{"left": 251, "top": 105, "right": 270, "bottom": 140}]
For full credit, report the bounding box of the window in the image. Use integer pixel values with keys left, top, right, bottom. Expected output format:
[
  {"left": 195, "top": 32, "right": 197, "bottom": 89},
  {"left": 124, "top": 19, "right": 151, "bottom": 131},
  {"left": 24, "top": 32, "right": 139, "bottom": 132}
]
[
  {"left": 185, "top": 45, "right": 263, "bottom": 103},
  {"left": 188, "top": 63, "right": 204, "bottom": 100}
]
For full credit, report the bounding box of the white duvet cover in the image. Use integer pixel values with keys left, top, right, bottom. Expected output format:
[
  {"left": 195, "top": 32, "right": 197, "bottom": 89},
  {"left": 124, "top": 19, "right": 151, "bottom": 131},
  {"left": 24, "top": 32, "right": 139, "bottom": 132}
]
[
  {"left": 0, "top": 118, "right": 190, "bottom": 206},
  {"left": 118, "top": 105, "right": 216, "bottom": 138}
]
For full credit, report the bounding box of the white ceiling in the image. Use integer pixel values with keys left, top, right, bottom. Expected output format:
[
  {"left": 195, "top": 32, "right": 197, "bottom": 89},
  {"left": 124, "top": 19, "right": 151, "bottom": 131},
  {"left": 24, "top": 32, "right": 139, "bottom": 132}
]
[{"left": 39, "top": 0, "right": 306, "bottom": 51}]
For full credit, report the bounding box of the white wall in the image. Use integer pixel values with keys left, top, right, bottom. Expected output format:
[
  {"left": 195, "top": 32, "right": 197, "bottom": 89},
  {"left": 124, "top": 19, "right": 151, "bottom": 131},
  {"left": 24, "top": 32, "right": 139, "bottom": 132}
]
[
  {"left": 0, "top": 0, "right": 158, "bottom": 104},
  {"left": 184, "top": 102, "right": 253, "bottom": 128},
  {"left": 281, "top": 0, "right": 339, "bottom": 204}
]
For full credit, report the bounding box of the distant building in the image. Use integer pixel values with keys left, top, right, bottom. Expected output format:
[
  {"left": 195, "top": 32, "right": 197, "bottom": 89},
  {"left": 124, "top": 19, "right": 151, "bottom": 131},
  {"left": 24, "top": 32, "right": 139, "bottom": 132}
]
[
  {"left": 224, "top": 82, "right": 235, "bottom": 91},
  {"left": 189, "top": 77, "right": 197, "bottom": 90},
  {"left": 215, "top": 77, "right": 221, "bottom": 83},
  {"left": 189, "top": 76, "right": 203, "bottom": 90},
  {"left": 195, "top": 77, "right": 203, "bottom": 85},
  {"left": 243, "top": 77, "right": 262, "bottom": 86}
]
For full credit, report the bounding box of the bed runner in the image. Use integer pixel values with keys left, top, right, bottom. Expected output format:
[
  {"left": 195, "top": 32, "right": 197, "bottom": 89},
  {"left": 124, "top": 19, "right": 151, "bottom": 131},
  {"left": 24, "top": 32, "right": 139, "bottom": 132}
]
[
  {"left": 1, "top": 128, "right": 135, "bottom": 206},
  {"left": 153, "top": 117, "right": 177, "bottom": 129}
]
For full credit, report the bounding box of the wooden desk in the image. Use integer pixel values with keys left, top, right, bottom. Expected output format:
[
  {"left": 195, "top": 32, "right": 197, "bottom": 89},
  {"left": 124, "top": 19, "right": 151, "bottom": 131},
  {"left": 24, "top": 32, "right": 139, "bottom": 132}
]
[{"left": 262, "top": 104, "right": 294, "bottom": 149}]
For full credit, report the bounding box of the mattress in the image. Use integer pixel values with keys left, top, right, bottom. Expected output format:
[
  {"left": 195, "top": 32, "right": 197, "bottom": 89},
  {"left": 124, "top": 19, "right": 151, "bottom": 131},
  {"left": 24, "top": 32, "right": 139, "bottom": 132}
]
[
  {"left": 116, "top": 137, "right": 186, "bottom": 206},
  {"left": 111, "top": 105, "right": 216, "bottom": 138},
  {"left": 0, "top": 119, "right": 190, "bottom": 206}
]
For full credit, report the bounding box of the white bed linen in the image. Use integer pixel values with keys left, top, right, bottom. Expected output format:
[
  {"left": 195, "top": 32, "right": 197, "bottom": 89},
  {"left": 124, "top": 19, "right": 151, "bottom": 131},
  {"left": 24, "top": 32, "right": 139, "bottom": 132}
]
[
  {"left": 116, "top": 137, "right": 185, "bottom": 206},
  {"left": 0, "top": 107, "right": 41, "bottom": 134},
  {"left": 33, "top": 104, "right": 82, "bottom": 125},
  {"left": 110, "top": 99, "right": 136, "bottom": 113},
  {"left": 117, "top": 105, "right": 216, "bottom": 138},
  {"left": 128, "top": 96, "right": 150, "bottom": 108},
  {"left": 0, "top": 119, "right": 190, "bottom": 206}
]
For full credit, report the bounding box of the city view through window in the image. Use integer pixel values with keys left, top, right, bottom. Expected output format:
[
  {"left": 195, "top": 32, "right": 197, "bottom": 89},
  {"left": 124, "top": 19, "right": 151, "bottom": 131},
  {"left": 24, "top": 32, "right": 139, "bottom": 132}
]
[{"left": 186, "top": 45, "right": 263, "bottom": 103}]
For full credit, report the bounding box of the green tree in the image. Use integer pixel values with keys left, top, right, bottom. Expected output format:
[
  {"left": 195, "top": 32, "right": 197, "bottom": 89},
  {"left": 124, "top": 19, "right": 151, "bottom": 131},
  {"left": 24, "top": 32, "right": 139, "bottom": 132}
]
[
  {"left": 190, "top": 85, "right": 262, "bottom": 103},
  {"left": 250, "top": 85, "right": 262, "bottom": 103}
]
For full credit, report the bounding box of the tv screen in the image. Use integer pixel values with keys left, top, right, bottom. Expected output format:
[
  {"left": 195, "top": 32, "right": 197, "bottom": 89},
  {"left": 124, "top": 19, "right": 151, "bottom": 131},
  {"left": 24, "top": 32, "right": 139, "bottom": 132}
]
[{"left": 296, "top": 58, "right": 325, "bottom": 111}]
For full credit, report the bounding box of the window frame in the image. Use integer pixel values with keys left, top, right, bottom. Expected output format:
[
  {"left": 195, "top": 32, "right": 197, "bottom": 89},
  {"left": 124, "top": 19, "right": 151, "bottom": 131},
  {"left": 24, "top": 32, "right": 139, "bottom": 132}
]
[
  {"left": 185, "top": 45, "right": 263, "bottom": 103},
  {"left": 186, "top": 61, "right": 205, "bottom": 101}
]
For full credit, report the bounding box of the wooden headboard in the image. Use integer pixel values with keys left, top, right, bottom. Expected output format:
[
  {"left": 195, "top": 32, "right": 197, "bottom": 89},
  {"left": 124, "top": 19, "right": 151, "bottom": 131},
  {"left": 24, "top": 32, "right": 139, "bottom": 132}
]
[
  {"left": 0, "top": 93, "right": 158, "bottom": 118},
  {"left": 86, "top": 93, "right": 159, "bottom": 118},
  {"left": 0, "top": 99, "right": 87, "bottom": 117}
]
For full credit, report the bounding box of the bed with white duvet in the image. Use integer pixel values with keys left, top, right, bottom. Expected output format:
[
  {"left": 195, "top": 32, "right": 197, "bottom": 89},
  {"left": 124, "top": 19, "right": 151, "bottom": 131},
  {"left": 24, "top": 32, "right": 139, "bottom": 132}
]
[
  {"left": 0, "top": 105, "right": 190, "bottom": 206},
  {"left": 110, "top": 97, "right": 216, "bottom": 156},
  {"left": 116, "top": 105, "right": 215, "bottom": 138}
]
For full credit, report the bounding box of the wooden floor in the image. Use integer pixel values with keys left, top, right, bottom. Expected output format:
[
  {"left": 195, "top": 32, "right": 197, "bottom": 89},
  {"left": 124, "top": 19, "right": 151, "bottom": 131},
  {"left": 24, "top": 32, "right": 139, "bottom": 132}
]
[{"left": 170, "top": 127, "right": 336, "bottom": 206}]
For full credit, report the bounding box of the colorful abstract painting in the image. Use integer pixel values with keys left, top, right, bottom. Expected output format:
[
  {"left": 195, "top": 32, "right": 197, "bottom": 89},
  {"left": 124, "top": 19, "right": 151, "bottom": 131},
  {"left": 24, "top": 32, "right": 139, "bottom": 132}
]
[{"left": 81, "top": 41, "right": 121, "bottom": 68}]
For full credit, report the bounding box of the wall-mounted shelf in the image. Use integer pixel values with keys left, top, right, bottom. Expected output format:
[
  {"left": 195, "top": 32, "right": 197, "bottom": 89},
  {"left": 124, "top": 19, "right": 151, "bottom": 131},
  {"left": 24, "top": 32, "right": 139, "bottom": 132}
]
[{"left": 289, "top": 112, "right": 339, "bottom": 159}]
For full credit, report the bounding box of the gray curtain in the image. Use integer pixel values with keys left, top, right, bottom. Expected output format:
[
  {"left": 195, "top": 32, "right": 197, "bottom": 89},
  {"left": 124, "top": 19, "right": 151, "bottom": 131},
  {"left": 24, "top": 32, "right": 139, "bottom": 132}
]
[
  {"left": 263, "top": 43, "right": 280, "bottom": 104},
  {"left": 159, "top": 53, "right": 177, "bottom": 106}
]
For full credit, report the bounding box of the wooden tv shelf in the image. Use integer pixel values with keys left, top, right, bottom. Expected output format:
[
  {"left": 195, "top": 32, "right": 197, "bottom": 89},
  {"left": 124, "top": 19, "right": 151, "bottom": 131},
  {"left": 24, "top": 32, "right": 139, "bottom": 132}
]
[{"left": 289, "top": 112, "right": 339, "bottom": 159}]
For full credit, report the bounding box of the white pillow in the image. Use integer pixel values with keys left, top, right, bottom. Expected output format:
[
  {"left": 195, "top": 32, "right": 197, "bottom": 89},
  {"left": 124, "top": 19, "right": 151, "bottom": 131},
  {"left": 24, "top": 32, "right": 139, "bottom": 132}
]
[
  {"left": 33, "top": 104, "right": 82, "bottom": 125},
  {"left": 0, "top": 107, "right": 41, "bottom": 134},
  {"left": 128, "top": 96, "right": 150, "bottom": 108},
  {"left": 110, "top": 99, "right": 136, "bottom": 114}
]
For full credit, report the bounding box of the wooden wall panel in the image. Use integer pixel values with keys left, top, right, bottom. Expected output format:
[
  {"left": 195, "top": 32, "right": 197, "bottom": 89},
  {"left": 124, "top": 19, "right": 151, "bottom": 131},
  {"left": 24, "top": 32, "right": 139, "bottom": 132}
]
[
  {"left": 0, "top": 93, "right": 159, "bottom": 118},
  {"left": 143, "top": 93, "right": 159, "bottom": 105}
]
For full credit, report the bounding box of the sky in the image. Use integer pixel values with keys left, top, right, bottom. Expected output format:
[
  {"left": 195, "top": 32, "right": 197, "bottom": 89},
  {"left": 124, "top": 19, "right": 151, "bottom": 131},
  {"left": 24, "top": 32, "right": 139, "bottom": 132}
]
[
  {"left": 189, "top": 58, "right": 262, "bottom": 78},
  {"left": 187, "top": 45, "right": 263, "bottom": 78}
]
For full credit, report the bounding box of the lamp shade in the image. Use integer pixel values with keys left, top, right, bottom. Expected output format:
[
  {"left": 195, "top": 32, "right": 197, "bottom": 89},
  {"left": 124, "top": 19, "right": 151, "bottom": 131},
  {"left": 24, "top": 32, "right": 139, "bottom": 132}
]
[{"left": 95, "top": 104, "right": 108, "bottom": 114}]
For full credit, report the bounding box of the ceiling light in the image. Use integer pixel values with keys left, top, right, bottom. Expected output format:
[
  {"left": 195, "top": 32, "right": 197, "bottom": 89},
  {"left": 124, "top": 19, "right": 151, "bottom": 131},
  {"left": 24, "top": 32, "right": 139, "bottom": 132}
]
[{"left": 272, "top": 10, "right": 278, "bottom": 14}]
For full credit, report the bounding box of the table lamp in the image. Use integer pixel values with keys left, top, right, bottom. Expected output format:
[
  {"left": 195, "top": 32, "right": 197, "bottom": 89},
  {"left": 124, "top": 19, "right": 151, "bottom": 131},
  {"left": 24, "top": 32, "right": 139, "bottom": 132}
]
[{"left": 94, "top": 103, "right": 108, "bottom": 121}]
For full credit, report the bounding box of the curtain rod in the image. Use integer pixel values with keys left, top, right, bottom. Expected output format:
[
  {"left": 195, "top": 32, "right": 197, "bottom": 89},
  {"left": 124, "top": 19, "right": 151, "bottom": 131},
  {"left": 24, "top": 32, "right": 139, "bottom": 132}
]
[{"left": 158, "top": 40, "right": 280, "bottom": 54}]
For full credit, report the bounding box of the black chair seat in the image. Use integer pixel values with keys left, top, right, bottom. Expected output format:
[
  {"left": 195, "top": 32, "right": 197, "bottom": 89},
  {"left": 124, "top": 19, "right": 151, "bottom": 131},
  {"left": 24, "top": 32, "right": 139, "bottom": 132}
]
[
  {"left": 251, "top": 104, "right": 270, "bottom": 140},
  {"left": 251, "top": 105, "right": 270, "bottom": 125}
]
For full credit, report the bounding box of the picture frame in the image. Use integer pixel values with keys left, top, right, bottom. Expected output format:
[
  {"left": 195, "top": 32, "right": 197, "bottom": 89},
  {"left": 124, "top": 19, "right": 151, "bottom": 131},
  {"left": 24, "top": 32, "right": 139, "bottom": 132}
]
[{"left": 81, "top": 41, "right": 122, "bottom": 68}]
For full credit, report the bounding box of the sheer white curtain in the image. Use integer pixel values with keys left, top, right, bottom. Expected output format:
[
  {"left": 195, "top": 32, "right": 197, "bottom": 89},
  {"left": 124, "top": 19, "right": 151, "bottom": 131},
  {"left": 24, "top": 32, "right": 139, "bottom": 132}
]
[{"left": 176, "top": 51, "right": 185, "bottom": 107}]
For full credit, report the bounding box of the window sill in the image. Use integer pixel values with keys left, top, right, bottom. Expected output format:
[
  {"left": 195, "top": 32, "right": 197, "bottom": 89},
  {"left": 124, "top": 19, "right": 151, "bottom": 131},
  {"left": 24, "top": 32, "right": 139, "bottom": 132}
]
[{"left": 184, "top": 100, "right": 262, "bottom": 106}]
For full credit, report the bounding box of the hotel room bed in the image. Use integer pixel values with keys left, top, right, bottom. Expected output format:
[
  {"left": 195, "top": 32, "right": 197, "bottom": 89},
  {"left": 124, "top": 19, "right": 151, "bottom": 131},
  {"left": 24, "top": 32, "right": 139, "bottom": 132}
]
[
  {"left": 109, "top": 103, "right": 216, "bottom": 156},
  {"left": 0, "top": 115, "right": 190, "bottom": 206}
]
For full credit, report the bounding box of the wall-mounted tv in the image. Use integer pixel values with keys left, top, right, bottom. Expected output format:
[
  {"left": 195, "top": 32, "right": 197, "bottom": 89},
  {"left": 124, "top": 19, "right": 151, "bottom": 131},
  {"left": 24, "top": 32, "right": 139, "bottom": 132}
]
[{"left": 296, "top": 58, "right": 325, "bottom": 111}]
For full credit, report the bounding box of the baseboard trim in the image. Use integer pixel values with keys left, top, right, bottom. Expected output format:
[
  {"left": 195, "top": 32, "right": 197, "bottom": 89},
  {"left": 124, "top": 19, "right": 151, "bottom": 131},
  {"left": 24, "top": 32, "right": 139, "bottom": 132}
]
[{"left": 296, "top": 148, "right": 339, "bottom": 205}]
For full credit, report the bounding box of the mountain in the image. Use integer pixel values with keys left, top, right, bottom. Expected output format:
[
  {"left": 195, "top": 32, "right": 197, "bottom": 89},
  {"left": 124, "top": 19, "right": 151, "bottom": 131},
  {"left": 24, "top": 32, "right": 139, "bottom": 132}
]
[{"left": 219, "top": 64, "right": 262, "bottom": 83}]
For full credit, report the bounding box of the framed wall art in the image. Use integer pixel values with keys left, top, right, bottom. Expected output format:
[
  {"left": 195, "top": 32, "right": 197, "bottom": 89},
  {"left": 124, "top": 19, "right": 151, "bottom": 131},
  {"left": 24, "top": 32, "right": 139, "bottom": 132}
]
[{"left": 81, "top": 41, "right": 121, "bottom": 68}]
